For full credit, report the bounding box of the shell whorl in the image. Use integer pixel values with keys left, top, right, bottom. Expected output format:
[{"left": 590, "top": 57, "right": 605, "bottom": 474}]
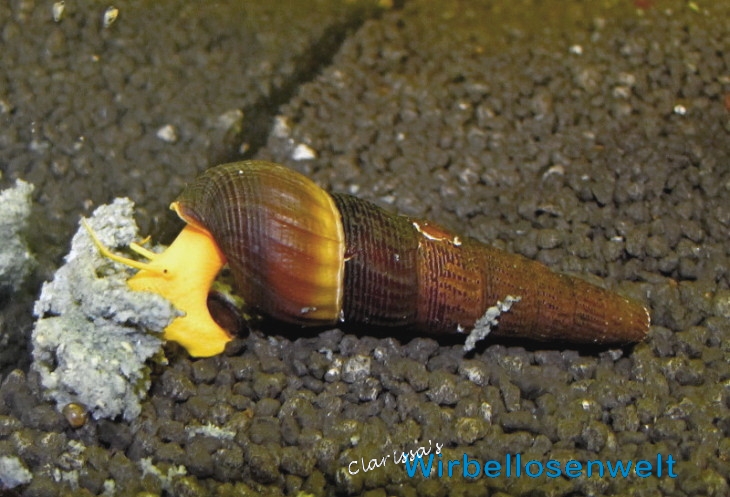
[{"left": 174, "top": 161, "right": 345, "bottom": 325}]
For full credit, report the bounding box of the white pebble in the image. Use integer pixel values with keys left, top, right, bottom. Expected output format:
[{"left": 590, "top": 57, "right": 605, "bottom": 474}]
[
  {"left": 52, "top": 1, "right": 65, "bottom": 22},
  {"left": 272, "top": 115, "right": 291, "bottom": 138},
  {"left": 292, "top": 143, "right": 316, "bottom": 161},
  {"left": 569, "top": 44, "right": 583, "bottom": 55},
  {"left": 156, "top": 124, "right": 178, "bottom": 143},
  {"left": 103, "top": 6, "right": 119, "bottom": 28}
]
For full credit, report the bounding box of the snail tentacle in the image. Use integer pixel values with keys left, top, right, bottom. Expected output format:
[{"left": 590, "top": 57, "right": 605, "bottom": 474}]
[{"left": 82, "top": 219, "right": 163, "bottom": 275}]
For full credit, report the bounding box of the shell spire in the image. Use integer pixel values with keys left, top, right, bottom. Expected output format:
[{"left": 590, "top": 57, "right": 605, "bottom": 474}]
[{"left": 330, "top": 193, "right": 650, "bottom": 346}]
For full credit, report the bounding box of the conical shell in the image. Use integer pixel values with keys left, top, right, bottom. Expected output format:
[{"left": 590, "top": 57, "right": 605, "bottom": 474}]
[
  {"left": 175, "top": 160, "right": 649, "bottom": 347},
  {"left": 332, "top": 193, "right": 649, "bottom": 344}
]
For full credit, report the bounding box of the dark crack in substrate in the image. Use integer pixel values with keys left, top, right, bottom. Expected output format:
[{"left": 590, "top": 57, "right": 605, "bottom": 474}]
[{"left": 1, "top": 0, "right": 730, "bottom": 496}]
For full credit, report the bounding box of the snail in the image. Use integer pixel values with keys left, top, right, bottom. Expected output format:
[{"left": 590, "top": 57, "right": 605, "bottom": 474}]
[
  {"left": 87, "top": 160, "right": 650, "bottom": 357},
  {"left": 62, "top": 402, "right": 89, "bottom": 428}
]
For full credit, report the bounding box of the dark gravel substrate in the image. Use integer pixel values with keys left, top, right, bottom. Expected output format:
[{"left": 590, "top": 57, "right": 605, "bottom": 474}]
[{"left": 1, "top": 0, "right": 729, "bottom": 496}]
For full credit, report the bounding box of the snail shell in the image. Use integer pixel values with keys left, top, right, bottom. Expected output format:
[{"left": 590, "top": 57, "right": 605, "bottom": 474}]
[
  {"left": 62, "top": 402, "right": 89, "bottom": 428},
  {"left": 174, "top": 160, "right": 649, "bottom": 346}
]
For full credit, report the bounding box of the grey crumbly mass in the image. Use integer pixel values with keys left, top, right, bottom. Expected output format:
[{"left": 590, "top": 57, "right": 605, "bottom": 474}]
[
  {"left": 0, "top": 455, "right": 33, "bottom": 489},
  {"left": 31, "top": 198, "right": 179, "bottom": 421},
  {"left": 463, "top": 295, "right": 521, "bottom": 352},
  {"left": 0, "top": 179, "right": 36, "bottom": 295}
]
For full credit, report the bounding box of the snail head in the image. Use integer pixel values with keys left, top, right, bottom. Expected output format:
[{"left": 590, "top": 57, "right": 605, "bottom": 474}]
[{"left": 82, "top": 208, "right": 232, "bottom": 358}]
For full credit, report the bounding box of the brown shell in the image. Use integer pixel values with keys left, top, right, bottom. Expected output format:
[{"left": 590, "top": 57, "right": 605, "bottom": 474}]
[
  {"left": 333, "top": 193, "right": 649, "bottom": 344},
  {"left": 62, "top": 402, "right": 89, "bottom": 428},
  {"left": 175, "top": 161, "right": 345, "bottom": 325},
  {"left": 176, "top": 160, "right": 649, "bottom": 345}
]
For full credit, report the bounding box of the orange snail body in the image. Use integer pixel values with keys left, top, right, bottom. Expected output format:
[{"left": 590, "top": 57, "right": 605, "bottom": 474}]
[{"left": 173, "top": 160, "right": 650, "bottom": 346}]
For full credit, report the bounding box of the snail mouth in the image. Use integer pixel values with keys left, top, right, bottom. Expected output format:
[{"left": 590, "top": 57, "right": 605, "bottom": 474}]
[{"left": 84, "top": 219, "right": 232, "bottom": 357}]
